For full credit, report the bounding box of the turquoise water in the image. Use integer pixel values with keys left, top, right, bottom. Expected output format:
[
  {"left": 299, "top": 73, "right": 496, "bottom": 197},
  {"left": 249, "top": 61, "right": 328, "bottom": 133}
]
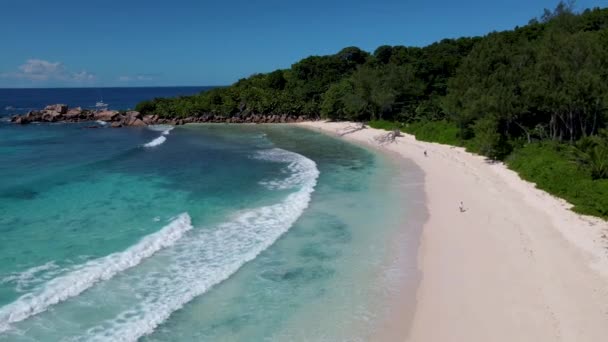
[{"left": 0, "top": 122, "right": 422, "bottom": 341}]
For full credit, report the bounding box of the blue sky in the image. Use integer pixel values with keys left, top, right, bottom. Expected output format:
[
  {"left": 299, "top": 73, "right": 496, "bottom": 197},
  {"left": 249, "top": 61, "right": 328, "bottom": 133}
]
[{"left": 0, "top": 0, "right": 604, "bottom": 88}]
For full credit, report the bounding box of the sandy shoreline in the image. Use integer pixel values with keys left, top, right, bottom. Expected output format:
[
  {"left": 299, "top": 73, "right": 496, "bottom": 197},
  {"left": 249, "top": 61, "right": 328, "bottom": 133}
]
[{"left": 297, "top": 121, "right": 608, "bottom": 342}]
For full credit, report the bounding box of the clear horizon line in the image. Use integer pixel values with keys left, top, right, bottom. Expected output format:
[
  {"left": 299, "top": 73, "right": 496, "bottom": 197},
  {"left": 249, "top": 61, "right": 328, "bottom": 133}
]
[{"left": 0, "top": 85, "right": 226, "bottom": 90}]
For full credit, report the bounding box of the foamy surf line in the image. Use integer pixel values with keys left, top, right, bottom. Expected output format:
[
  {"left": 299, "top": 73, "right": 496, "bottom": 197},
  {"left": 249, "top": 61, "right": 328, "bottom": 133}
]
[
  {"left": 0, "top": 213, "right": 192, "bottom": 333},
  {"left": 74, "top": 148, "right": 319, "bottom": 342},
  {"left": 147, "top": 125, "right": 174, "bottom": 135},
  {"left": 142, "top": 125, "right": 174, "bottom": 147},
  {"left": 0, "top": 261, "right": 61, "bottom": 293},
  {"left": 143, "top": 135, "right": 167, "bottom": 147},
  {"left": 257, "top": 149, "right": 315, "bottom": 190}
]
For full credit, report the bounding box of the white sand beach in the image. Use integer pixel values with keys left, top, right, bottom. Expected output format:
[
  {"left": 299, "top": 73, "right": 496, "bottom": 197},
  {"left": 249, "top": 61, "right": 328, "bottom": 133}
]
[{"left": 298, "top": 121, "right": 608, "bottom": 342}]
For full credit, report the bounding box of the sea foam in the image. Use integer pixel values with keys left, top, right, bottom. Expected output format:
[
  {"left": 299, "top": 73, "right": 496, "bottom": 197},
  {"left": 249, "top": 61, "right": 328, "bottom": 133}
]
[
  {"left": 143, "top": 135, "right": 167, "bottom": 148},
  {"left": 143, "top": 126, "right": 173, "bottom": 147},
  {"left": 0, "top": 261, "right": 61, "bottom": 293},
  {"left": 147, "top": 125, "right": 174, "bottom": 135},
  {"left": 256, "top": 149, "right": 316, "bottom": 190},
  {"left": 0, "top": 213, "right": 192, "bottom": 333},
  {"left": 74, "top": 148, "right": 319, "bottom": 342}
]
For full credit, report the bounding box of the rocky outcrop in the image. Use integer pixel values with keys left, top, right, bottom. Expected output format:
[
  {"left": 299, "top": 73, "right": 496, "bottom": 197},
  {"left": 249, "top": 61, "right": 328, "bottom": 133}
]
[
  {"left": 94, "top": 110, "right": 119, "bottom": 121},
  {"left": 10, "top": 103, "right": 316, "bottom": 127},
  {"left": 128, "top": 118, "right": 146, "bottom": 127},
  {"left": 65, "top": 107, "right": 83, "bottom": 118},
  {"left": 143, "top": 114, "right": 159, "bottom": 124},
  {"left": 13, "top": 116, "right": 30, "bottom": 124},
  {"left": 122, "top": 111, "right": 145, "bottom": 126},
  {"left": 44, "top": 104, "right": 68, "bottom": 114}
]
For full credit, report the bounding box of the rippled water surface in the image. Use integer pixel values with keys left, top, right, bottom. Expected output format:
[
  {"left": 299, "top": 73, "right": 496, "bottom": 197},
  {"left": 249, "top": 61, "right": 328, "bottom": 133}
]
[{"left": 0, "top": 122, "right": 420, "bottom": 341}]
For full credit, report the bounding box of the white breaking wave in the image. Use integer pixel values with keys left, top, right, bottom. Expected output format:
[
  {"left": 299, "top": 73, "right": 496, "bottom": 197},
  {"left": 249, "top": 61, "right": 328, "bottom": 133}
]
[
  {"left": 143, "top": 135, "right": 167, "bottom": 148},
  {"left": 147, "top": 125, "right": 174, "bottom": 136},
  {"left": 0, "top": 213, "right": 192, "bottom": 333},
  {"left": 95, "top": 120, "right": 108, "bottom": 126},
  {"left": 0, "top": 261, "right": 61, "bottom": 293},
  {"left": 256, "top": 149, "right": 316, "bottom": 190},
  {"left": 74, "top": 148, "right": 319, "bottom": 342},
  {"left": 143, "top": 126, "right": 173, "bottom": 147}
]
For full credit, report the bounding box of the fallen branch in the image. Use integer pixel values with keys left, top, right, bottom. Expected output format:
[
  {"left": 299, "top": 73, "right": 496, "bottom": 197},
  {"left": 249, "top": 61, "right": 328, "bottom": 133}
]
[
  {"left": 374, "top": 128, "right": 402, "bottom": 144},
  {"left": 338, "top": 122, "right": 366, "bottom": 136}
]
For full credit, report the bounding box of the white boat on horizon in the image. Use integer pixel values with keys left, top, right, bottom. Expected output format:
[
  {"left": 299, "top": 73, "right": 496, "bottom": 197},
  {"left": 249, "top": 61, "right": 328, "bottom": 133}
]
[{"left": 95, "top": 101, "right": 108, "bottom": 110}]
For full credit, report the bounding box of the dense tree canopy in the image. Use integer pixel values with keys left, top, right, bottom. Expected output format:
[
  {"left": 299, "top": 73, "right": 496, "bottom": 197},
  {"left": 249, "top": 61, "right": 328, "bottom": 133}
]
[
  {"left": 139, "top": 3, "right": 607, "bottom": 145},
  {"left": 137, "top": 2, "right": 608, "bottom": 217},
  {"left": 137, "top": 3, "right": 607, "bottom": 157},
  {"left": 136, "top": 2, "right": 608, "bottom": 217}
]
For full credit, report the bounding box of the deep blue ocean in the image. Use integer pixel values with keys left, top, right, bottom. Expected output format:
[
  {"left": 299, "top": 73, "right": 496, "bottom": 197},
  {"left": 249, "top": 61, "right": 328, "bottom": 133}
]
[
  {"left": 0, "top": 88, "right": 420, "bottom": 341},
  {"left": 0, "top": 87, "right": 214, "bottom": 117}
]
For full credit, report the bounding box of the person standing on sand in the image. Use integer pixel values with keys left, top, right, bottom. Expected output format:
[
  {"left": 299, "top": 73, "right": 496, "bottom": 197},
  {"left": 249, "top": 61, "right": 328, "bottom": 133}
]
[
  {"left": 459, "top": 201, "right": 465, "bottom": 212},
  {"left": 424, "top": 150, "right": 427, "bottom": 157}
]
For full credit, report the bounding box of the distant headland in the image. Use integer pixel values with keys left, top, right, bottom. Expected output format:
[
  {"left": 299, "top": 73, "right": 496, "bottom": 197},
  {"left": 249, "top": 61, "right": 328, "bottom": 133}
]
[{"left": 9, "top": 103, "right": 314, "bottom": 127}]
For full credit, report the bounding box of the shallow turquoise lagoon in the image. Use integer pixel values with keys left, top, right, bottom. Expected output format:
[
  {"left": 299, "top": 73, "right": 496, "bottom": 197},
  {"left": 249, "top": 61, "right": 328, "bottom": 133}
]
[{"left": 0, "top": 122, "right": 422, "bottom": 341}]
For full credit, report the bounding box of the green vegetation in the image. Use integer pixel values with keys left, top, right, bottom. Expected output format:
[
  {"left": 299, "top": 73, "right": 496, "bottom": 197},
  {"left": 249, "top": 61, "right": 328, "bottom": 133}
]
[
  {"left": 369, "top": 120, "right": 462, "bottom": 145},
  {"left": 137, "top": 2, "right": 608, "bottom": 219},
  {"left": 507, "top": 142, "right": 608, "bottom": 217},
  {"left": 403, "top": 121, "right": 462, "bottom": 146},
  {"left": 368, "top": 120, "right": 403, "bottom": 131}
]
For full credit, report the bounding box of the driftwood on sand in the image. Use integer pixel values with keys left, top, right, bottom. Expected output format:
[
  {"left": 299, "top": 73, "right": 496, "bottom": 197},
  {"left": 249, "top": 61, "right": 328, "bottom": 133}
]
[
  {"left": 338, "top": 122, "right": 366, "bottom": 136},
  {"left": 374, "top": 128, "right": 402, "bottom": 144}
]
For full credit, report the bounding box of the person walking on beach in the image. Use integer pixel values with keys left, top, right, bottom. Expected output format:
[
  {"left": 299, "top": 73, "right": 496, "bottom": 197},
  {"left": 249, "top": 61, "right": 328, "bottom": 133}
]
[
  {"left": 459, "top": 201, "right": 465, "bottom": 212},
  {"left": 424, "top": 150, "right": 427, "bottom": 157}
]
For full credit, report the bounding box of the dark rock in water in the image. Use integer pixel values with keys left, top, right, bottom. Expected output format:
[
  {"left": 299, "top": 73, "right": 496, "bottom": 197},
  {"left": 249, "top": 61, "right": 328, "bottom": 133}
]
[
  {"left": 142, "top": 114, "right": 158, "bottom": 124},
  {"left": 9, "top": 102, "right": 317, "bottom": 127},
  {"left": 125, "top": 111, "right": 142, "bottom": 119},
  {"left": 65, "top": 107, "right": 83, "bottom": 117},
  {"left": 14, "top": 116, "right": 30, "bottom": 124},
  {"left": 120, "top": 111, "right": 146, "bottom": 126},
  {"left": 44, "top": 104, "right": 68, "bottom": 114},
  {"left": 128, "top": 118, "right": 146, "bottom": 127},
  {"left": 94, "top": 110, "right": 119, "bottom": 121},
  {"left": 167, "top": 119, "right": 184, "bottom": 126},
  {"left": 22, "top": 111, "right": 42, "bottom": 122},
  {"left": 42, "top": 111, "right": 62, "bottom": 122},
  {"left": 122, "top": 115, "right": 145, "bottom": 127}
]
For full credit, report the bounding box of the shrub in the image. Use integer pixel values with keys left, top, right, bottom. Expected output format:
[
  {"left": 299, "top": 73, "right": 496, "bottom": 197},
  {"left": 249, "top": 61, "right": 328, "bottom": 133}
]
[{"left": 507, "top": 143, "right": 608, "bottom": 218}]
